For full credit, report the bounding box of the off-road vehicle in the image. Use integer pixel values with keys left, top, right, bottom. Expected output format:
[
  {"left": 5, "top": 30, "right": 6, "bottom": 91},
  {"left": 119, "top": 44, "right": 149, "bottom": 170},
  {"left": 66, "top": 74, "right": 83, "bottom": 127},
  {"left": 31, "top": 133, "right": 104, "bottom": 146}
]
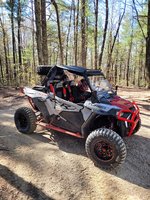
[{"left": 14, "top": 65, "right": 141, "bottom": 169}]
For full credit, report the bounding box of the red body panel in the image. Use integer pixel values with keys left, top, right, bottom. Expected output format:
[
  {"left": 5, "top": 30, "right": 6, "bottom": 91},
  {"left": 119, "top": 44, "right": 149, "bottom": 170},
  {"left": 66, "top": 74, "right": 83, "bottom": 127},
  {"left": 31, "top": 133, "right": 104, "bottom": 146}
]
[
  {"left": 117, "top": 102, "right": 140, "bottom": 136},
  {"left": 109, "top": 95, "right": 133, "bottom": 110}
]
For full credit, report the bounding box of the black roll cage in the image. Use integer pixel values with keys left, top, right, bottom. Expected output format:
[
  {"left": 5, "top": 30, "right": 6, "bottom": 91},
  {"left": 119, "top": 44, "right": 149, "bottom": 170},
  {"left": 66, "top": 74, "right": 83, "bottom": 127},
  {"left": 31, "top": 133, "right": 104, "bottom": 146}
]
[{"left": 39, "top": 65, "right": 105, "bottom": 92}]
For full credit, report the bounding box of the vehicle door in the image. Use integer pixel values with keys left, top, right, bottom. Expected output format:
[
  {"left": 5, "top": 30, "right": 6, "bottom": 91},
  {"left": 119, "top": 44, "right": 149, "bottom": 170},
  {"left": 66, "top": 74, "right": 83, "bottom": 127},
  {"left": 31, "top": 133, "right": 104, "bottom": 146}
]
[{"left": 51, "top": 96, "right": 85, "bottom": 132}]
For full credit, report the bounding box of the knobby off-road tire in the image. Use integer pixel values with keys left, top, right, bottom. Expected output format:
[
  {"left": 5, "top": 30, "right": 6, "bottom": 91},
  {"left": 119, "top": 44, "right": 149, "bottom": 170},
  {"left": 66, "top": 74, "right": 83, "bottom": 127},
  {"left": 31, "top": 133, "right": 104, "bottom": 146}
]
[
  {"left": 133, "top": 118, "right": 141, "bottom": 134},
  {"left": 85, "top": 128, "right": 127, "bottom": 170},
  {"left": 14, "top": 107, "right": 37, "bottom": 134}
]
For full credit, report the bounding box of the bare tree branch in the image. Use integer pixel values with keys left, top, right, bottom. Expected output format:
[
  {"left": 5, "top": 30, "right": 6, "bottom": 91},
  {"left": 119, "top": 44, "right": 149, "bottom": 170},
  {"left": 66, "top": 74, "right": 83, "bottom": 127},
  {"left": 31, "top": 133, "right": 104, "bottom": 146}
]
[{"left": 132, "top": 0, "right": 146, "bottom": 40}]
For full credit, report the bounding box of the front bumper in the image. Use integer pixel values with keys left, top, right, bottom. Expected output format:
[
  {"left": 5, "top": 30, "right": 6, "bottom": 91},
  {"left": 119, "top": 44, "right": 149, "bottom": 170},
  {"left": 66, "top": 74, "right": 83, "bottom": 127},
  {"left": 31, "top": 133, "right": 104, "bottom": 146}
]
[{"left": 117, "top": 102, "right": 140, "bottom": 136}]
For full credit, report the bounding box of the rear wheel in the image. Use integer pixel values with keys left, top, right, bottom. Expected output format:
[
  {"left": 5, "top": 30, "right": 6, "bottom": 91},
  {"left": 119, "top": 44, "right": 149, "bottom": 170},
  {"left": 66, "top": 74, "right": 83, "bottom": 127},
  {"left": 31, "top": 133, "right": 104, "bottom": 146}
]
[
  {"left": 85, "top": 128, "right": 127, "bottom": 170},
  {"left": 14, "top": 107, "right": 37, "bottom": 134}
]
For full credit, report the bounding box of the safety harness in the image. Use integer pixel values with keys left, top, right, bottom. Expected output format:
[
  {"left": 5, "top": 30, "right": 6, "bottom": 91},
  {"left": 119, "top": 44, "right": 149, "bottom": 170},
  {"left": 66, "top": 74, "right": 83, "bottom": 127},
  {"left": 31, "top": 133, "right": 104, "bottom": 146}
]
[{"left": 49, "top": 81, "right": 74, "bottom": 102}]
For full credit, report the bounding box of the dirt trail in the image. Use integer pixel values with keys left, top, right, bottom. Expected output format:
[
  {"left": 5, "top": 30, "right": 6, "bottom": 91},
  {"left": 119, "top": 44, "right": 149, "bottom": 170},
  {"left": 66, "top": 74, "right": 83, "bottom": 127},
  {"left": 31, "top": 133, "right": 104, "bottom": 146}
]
[{"left": 0, "top": 88, "right": 150, "bottom": 200}]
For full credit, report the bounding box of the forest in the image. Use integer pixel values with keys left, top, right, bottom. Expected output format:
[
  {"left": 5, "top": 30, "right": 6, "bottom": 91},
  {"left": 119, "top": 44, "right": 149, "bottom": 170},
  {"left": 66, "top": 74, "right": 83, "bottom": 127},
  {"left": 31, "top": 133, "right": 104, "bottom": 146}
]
[
  {"left": 0, "top": 0, "right": 150, "bottom": 88},
  {"left": 0, "top": 1, "right": 150, "bottom": 199}
]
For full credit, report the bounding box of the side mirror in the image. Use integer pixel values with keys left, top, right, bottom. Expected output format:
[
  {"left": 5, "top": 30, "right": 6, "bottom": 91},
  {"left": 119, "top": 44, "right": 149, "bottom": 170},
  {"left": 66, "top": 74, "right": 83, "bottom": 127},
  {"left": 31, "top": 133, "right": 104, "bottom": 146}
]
[
  {"left": 115, "top": 85, "right": 118, "bottom": 95},
  {"left": 91, "top": 91, "right": 98, "bottom": 103}
]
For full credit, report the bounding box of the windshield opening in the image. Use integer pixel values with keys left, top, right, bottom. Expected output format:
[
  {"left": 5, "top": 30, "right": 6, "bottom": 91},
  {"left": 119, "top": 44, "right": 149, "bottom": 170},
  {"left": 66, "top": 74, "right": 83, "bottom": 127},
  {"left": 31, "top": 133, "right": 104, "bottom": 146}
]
[{"left": 88, "top": 75, "right": 113, "bottom": 92}]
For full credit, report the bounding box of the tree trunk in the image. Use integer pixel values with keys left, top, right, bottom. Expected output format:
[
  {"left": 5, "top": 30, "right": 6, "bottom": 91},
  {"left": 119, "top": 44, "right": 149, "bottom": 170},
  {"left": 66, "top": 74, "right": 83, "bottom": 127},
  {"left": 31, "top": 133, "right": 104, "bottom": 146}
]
[
  {"left": 133, "top": 65, "right": 136, "bottom": 86},
  {"left": 31, "top": 0, "right": 36, "bottom": 74},
  {"left": 17, "top": 0, "right": 22, "bottom": 67},
  {"left": 85, "top": 15, "right": 88, "bottom": 64},
  {"left": 107, "top": 0, "right": 126, "bottom": 78},
  {"left": 0, "top": 55, "right": 4, "bottom": 83},
  {"left": 6, "top": 34, "right": 11, "bottom": 83},
  {"left": 10, "top": 0, "right": 17, "bottom": 79},
  {"left": 126, "top": 26, "right": 133, "bottom": 87},
  {"left": 118, "top": 60, "right": 122, "bottom": 84},
  {"left": 114, "top": 52, "right": 118, "bottom": 85},
  {"left": 145, "top": 0, "right": 150, "bottom": 88},
  {"left": 17, "top": 0, "right": 22, "bottom": 84},
  {"left": 73, "top": 0, "right": 75, "bottom": 63},
  {"left": 74, "top": 0, "right": 79, "bottom": 66},
  {"left": 34, "top": 0, "right": 43, "bottom": 64},
  {"left": 41, "top": 0, "right": 48, "bottom": 64},
  {"left": 138, "top": 42, "right": 144, "bottom": 87},
  {"left": 52, "top": 0, "right": 64, "bottom": 64},
  {"left": 0, "top": 17, "right": 9, "bottom": 85},
  {"left": 143, "top": 64, "right": 147, "bottom": 87},
  {"left": 126, "top": 43, "right": 132, "bottom": 87},
  {"left": 99, "top": 0, "right": 108, "bottom": 67},
  {"left": 81, "top": 0, "right": 86, "bottom": 67},
  {"left": 65, "top": 3, "right": 73, "bottom": 65},
  {"left": 94, "top": 0, "right": 98, "bottom": 69}
]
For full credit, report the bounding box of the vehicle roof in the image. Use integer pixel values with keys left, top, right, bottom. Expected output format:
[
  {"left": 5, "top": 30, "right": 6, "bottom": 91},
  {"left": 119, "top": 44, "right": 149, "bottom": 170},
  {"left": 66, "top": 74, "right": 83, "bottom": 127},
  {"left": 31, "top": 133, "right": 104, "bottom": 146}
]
[{"left": 56, "top": 65, "right": 104, "bottom": 76}]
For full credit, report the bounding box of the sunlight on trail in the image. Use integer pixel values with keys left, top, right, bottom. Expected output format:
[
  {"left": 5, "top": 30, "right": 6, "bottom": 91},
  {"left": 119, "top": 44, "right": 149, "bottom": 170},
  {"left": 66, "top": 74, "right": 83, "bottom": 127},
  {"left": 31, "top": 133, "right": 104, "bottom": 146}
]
[{"left": 0, "top": 113, "right": 14, "bottom": 118}]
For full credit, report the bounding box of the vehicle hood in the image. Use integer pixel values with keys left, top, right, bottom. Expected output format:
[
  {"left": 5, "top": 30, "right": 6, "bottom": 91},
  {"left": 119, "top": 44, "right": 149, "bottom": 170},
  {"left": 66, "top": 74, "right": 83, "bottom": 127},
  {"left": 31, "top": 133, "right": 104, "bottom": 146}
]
[{"left": 109, "top": 95, "right": 133, "bottom": 110}]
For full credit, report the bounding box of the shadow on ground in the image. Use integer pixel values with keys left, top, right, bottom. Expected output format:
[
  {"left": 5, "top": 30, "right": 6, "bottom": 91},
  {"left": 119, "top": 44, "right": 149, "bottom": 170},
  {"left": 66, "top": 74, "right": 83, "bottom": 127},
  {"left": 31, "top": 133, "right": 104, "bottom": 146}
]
[
  {"left": 28, "top": 131, "right": 150, "bottom": 189},
  {"left": 1, "top": 124, "right": 150, "bottom": 190},
  {"left": 31, "top": 130, "right": 86, "bottom": 156},
  {"left": 141, "top": 124, "right": 150, "bottom": 129},
  {"left": 113, "top": 135, "right": 150, "bottom": 189},
  {"left": 140, "top": 112, "right": 150, "bottom": 117},
  {"left": 138, "top": 103, "right": 150, "bottom": 111},
  {"left": 0, "top": 164, "right": 54, "bottom": 200}
]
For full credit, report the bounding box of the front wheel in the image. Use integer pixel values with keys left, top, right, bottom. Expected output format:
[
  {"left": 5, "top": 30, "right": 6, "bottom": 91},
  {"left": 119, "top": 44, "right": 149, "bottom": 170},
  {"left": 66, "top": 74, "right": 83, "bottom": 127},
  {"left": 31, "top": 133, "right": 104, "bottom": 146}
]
[
  {"left": 85, "top": 128, "right": 127, "bottom": 170},
  {"left": 133, "top": 118, "right": 141, "bottom": 134},
  {"left": 14, "top": 107, "right": 37, "bottom": 134}
]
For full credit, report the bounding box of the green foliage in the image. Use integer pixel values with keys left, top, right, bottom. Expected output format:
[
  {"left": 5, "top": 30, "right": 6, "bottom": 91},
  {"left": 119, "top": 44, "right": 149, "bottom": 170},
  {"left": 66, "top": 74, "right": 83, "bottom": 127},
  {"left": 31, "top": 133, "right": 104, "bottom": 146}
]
[
  {"left": 5, "top": 0, "right": 28, "bottom": 20},
  {"left": 0, "top": 0, "right": 149, "bottom": 87}
]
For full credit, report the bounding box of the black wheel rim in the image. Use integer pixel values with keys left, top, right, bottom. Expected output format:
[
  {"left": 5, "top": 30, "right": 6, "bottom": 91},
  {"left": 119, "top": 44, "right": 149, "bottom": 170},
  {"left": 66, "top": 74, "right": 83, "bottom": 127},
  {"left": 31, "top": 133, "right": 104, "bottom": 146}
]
[
  {"left": 94, "top": 141, "right": 114, "bottom": 161},
  {"left": 18, "top": 113, "right": 28, "bottom": 129}
]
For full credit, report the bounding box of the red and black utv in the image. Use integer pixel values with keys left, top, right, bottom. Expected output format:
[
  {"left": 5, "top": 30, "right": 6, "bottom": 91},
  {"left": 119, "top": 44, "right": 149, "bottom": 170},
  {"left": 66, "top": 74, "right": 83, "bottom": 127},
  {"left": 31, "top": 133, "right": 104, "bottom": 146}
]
[{"left": 14, "top": 65, "right": 141, "bottom": 170}]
